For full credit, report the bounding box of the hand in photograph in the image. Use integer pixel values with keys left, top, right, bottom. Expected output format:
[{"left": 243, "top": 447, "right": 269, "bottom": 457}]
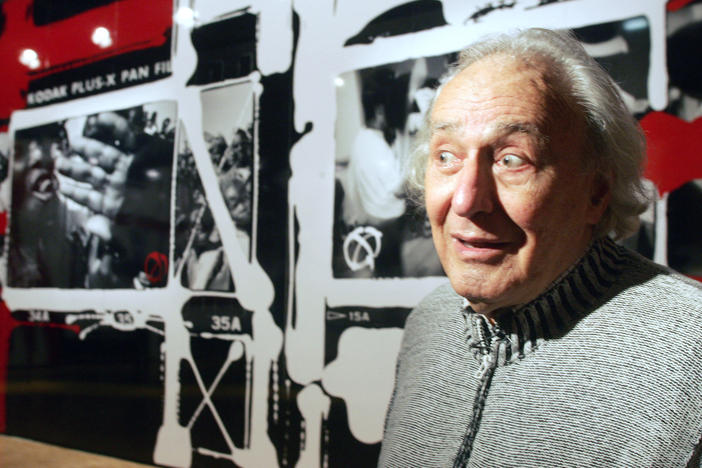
[
  {"left": 58, "top": 112, "right": 134, "bottom": 239},
  {"left": 52, "top": 108, "right": 173, "bottom": 288}
]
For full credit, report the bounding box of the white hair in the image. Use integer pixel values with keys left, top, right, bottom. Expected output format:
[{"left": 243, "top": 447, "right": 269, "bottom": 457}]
[{"left": 405, "top": 28, "right": 650, "bottom": 239}]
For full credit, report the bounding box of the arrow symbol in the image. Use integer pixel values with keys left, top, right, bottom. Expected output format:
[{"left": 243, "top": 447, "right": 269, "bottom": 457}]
[{"left": 326, "top": 311, "right": 347, "bottom": 321}]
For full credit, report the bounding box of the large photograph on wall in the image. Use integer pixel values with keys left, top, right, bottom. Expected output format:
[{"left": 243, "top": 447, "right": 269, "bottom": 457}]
[{"left": 8, "top": 101, "right": 176, "bottom": 288}]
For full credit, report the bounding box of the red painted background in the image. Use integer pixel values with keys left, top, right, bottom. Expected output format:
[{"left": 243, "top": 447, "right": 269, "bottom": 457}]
[{"left": 0, "top": 0, "right": 172, "bottom": 130}]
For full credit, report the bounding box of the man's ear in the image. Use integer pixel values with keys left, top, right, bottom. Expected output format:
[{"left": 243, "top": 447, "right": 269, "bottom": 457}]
[{"left": 586, "top": 170, "right": 612, "bottom": 225}]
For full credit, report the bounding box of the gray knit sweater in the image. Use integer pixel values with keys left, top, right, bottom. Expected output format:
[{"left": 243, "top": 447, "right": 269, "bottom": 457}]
[{"left": 379, "top": 238, "right": 702, "bottom": 467}]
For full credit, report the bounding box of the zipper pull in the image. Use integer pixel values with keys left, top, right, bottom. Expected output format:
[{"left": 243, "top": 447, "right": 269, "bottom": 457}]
[
  {"left": 475, "top": 353, "right": 494, "bottom": 379},
  {"left": 473, "top": 314, "right": 494, "bottom": 379}
]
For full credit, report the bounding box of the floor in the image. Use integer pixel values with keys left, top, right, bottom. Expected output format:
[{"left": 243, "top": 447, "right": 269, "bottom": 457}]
[{"left": 0, "top": 435, "right": 156, "bottom": 467}]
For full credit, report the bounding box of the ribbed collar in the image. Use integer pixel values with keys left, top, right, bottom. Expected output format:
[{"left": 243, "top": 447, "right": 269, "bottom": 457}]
[{"left": 463, "top": 236, "right": 626, "bottom": 367}]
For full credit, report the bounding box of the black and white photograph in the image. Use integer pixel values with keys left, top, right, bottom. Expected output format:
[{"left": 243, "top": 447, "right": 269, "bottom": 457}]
[
  {"left": 174, "top": 130, "right": 234, "bottom": 292},
  {"left": 7, "top": 101, "right": 175, "bottom": 289},
  {"left": 174, "top": 81, "right": 256, "bottom": 291},
  {"left": 333, "top": 53, "right": 452, "bottom": 279}
]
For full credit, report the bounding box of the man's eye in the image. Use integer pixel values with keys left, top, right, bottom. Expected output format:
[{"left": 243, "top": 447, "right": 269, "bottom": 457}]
[
  {"left": 498, "top": 154, "right": 527, "bottom": 168},
  {"left": 438, "top": 151, "right": 458, "bottom": 165}
]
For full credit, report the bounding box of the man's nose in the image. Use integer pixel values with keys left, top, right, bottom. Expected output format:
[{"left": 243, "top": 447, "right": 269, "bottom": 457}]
[{"left": 451, "top": 157, "right": 494, "bottom": 217}]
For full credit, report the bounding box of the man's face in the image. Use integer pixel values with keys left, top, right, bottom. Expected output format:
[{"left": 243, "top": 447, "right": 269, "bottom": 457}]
[
  {"left": 221, "top": 166, "right": 252, "bottom": 227},
  {"left": 230, "top": 132, "right": 244, "bottom": 157},
  {"left": 425, "top": 55, "right": 608, "bottom": 314}
]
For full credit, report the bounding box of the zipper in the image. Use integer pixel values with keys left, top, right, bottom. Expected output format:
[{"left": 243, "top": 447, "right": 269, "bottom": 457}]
[{"left": 453, "top": 311, "right": 504, "bottom": 468}]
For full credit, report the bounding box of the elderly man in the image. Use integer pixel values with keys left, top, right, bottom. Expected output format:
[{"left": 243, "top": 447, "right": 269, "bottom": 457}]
[{"left": 379, "top": 29, "right": 702, "bottom": 467}]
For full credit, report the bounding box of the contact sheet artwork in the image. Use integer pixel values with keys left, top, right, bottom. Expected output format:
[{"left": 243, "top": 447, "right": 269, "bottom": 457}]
[
  {"left": 2, "top": 2, "right": 285, "bottom": 467},
  {"left": 0, "top": 0, "right": 700, "bottom": 467}
]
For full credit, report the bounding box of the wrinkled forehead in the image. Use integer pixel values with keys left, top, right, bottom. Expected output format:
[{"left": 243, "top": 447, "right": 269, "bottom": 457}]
[
  {"left": 430, "top": 54, "right": 584, "bottom": 145},
  {"left": 439, "top": 55, "right": 569, "bottom": 110}
]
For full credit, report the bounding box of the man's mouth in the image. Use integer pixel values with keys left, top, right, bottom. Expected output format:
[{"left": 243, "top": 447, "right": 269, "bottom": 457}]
[
  {"left": 463, "top": 240, "right": 500, "bottom": 247},
  {"left": 451, "top": 234, "right": 513, "bottom": 258},
  {"left": 454, "top": 235, "right": 508, "bottom": 249}
]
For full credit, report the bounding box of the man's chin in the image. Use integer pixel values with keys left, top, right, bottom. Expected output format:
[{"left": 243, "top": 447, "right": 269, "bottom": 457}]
[{"left": 448, "top": 274, "right": 522, "bottom": 315}]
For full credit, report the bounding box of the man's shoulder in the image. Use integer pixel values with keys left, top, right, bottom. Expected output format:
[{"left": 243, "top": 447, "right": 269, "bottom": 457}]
[
  {"left": 606, "top": 246, "right": 702, "bottom": 344},
  {"left": 593, "top": 247, "right": 702, "bottom": 408},
  {"left": 617, "top": 246, "right": 702, "bottom": 311}
]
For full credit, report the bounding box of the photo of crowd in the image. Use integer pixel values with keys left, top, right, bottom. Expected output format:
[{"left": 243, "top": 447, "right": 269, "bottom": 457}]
[{"left": 8, "top": 102, "right": 175, "bottom": 288}]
